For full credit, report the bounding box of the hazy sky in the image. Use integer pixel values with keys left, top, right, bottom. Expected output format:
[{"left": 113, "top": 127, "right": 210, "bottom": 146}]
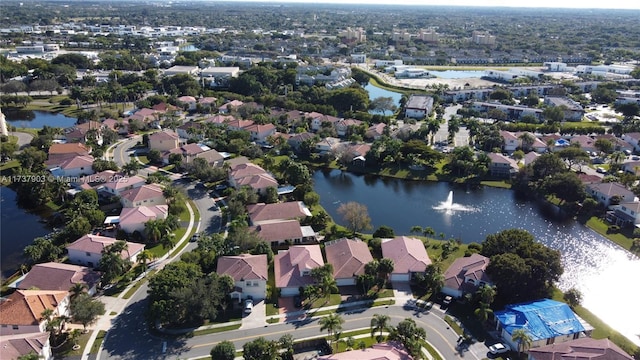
[{"left": 224, "top": 0, "right": 640, "bottom": 10}]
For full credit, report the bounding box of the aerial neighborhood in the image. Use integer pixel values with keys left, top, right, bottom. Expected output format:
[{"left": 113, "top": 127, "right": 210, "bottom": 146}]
[{"left": 1, "top": 2, "right": 640, "bottom": 360}]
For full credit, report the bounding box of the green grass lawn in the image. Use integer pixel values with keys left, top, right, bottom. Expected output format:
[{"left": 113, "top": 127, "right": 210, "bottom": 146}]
[
  {"left": 190, "top": 323, "right": 241, "bottom": 336},
  {"left": 266, "top": 303, "right": 279, "bottom": 316},
  {"left": 137, "top": 155, "right": 150, "bottom": 165},
  {"left": 90, "top": 330, "right": 107, "bottom": 354},
  {"left": 308, "top": 294, "right": 342, "bottom": 309},
  {"left": 586, "top": 217, "right": 634, "bottom": 251}
]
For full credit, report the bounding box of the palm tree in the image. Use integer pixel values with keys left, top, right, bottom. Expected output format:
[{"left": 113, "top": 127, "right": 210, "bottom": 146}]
[
  {"left": 377, "top": 258, "right": 394, "bottom": 287},
  {"left": 476, "top": 285, "right": 497, "bottom": 305},
  {"left": 122, "top": 160, "right": 141, "bottom": 175},
  {"left": 137, "top": 250, "right": 154, "bottom": 272},
  {"left": 370, "top": 314, "right": 390, "bottom": 343},
  {"left": 144, "top": 219, "right": 163, "bottom": 243},
  {"left": 319, "top": 313, "right": 344, "bottom": 352},
  {"left": 427, "top": 119, "right": 441, "bottom": 144},
  {"left": 69, "top": 283, "right": 87, "bottom": 300},
  {"left": 422, "top": 226, "right": 435, "bottom": 238},
  {"left": 511, "top": 328, "right": 533, "bottom": 356},
  {"left": 474, "top": 302, "right": 494, "bottom": 323},
  {"left": 410, "top": 226, "right": 423, "bottom": 235},
  {"left": 519, "top": 132, "right": 535, "bottom": 153}
]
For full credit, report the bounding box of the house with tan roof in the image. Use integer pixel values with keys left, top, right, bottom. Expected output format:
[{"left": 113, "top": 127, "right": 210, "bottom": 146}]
[
  {"left": 336, "top": 118, "right": 362, "bottom": 137},
  {"left": 310, "top": 113, "right": 341, "bottom": 132},
  {"left": 586, "top": 182, "right": 636, "bottom": 207},
  {"left": 0, "top": 332, "right": 52, "bottom": 360},
  {"left": 226, "top": 119, "right": 255, "bottom": 131},
  {"left": 205, "top": 114, "right": 236, "bottom": 125},
  {"left": 287, "top": 132, "right": 316, "bottom": 151},
  {"left": 119, "top": 183, "right": 166, "bottom": 208},
  {"left": 0, "top": 290, "right": 69, "bottom": 335},
  {"left": 274, "top": 245, "right": 324, "bottom": 296},
  {"left": 46, "top": 143, "right": 91, "bottom": 165},
  {"left": 570, "top": 135, "right": 597, "bottom": 154},
  {"left": 217, "top": 254, "right": 268, "bottom": 302},
  {"left": 148, "top": 130, "right": 180, "bottom": 152},
  {"left": 118, "top": 205, "right": 169, "bottom": 234},
  {"left": 247, "top": 201, "right": 312, "bottom": 225},
  {"left": 488, "top": 153, "right": 519, "bottom": 177},
  {"left": 229, "top": 163, "right": 278, "bottom": 195},
  {"left": 64, "top": 121, "right": 104, "bottom": 145},
  {"left": 622, "top": 132, "right": 640, "bottom": 152},
  {"left": 162, "top": 143, "right": 208, "bottom": 164},
  {"left": 218, "top": 99, "right": 244, "bottom": 114},
  {"left": 177, "top": 95, "right": 197, "bottom": 111},
  {"left": 252, "top": 220, "right": 317, "bottom": 246},
  {"left": 198, "top": 96, "right": 218, "bottom": 109},
  {"left": 319, "top": 342, "right": 412, "bottom": 360},
  {"left": 66, "top": 234, "right": 145, "bottom": 268},
  {"left": 49, "top": 155, "right": 94, "bottom": 178},
  {"left": 99, "top": 175, "right": 146, "bottom": 196},
  {"left": 381, "top": 236, "right": 431, "bottom": 282},
  {"left": 324, "top": 238, "right": 374, "bottom": 286},
  {"left": 316, "top": 137, "right": 342, "bottom": 153},
  {"left": 528, "top": 338, "right": 633, "bottom": 360},
  {"left": 176, "top": 121, "right": 205, "bottom": 140},
  {"left": 365, "top": 123, "right": 387, "bottom": 140},
  {"left": 442, "top": 254, "right": 491, "bottom": 299},
  {"left": 245, "top": 123, "right": 277, "bottom": 143},
  {"left": 16, "top": 262, "right": 101, "bottom": 295}
]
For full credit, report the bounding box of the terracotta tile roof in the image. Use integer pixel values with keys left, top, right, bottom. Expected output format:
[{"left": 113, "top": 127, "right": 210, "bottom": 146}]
[
  {"left": 149, "top": 130, "right": 179, "bottom": 142},
  {"left": 66, "top": 234, "right": 145, "bottom": 260},
  {"left": 528, "top": 338, "right": 633, "bottom": 360},
  {"left": 253, "top": 220, "right": 303, "bottom": 242},
  {"left": 247, "top": 201, "right": 312, "bottom": 225},
  {"left": 230, "top": 162, "right": 268, "bottom": 178},
  {"left": 136, "top": 108, "right": 157, "bottom": 117},
  {"left": 102, "top": 118, "right": 118, "bottom": 130},
  {"left": 245, "top": 123, "right": 276, "bottom": 133},
  {"left": 177, "top": 95, "right": 197, "bottom": 103},
  {"left": 58, "top": 155, "right": 94, "bottom": 170},
  {"left": 381, "top": 236, "right": 431, "bottom": 274},
  {"left": 325, "top": 238, "right": 374, "bottom": 279},
  {"left": 274, "top": 245, "right": 324, "bottom": 289},
  {"left": 119, "top": 184, "right": 164, "bottom": 204},
  {"left": 226, "top": 119, "right": 254, "bottom": 129},
  {"left": 17, "top": 262, "right": 101, "bottom": 292},
  {"left": 319, "top": 341, "right": 412, "bottom": 360},
  {"left": 119, "top": 205, "right": 168, "bottom": 226},
  {"left": 587, "top": 182, "right": 634, "bottom": 197},
  {"left": 217, "top": 254, "right": 268, "bottom": 281},
  {"left": 102, "top": 175, "right": 146, "bottom": 190},
  {"left": 48, "top": 143, "right": 91, "bottom": 155},
  {"left": 0, "top": 332, "right": 50, "bottom": 359},
  {"left": 219, "top": 100, "right": 244, "bottom": 109},
  {"left": 198, "top": 96, "right": 217, "bottom": 104},
  {"left": 180, "top": 143, "right": 205, "bottom": 155},
  {"left": 500, "top": 130, "right": 519, "bottom": 141},
  {"left": 0, "top": 290, "right": 68, "bottom": 326},
  {"left": 443, "top": 254, "right": 490, "bottom": 292},
  {"left": 205, "top": 114, "right": 236, "bottom": 124}
]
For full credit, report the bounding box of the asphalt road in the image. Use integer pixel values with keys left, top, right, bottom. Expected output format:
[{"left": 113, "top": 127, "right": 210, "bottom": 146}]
[
  {"left": 9, "top": 131, "right": 34, "bottom": 150},
  {"left": 174, "top": 179, "right": 223, "bottom": 235},
  {"left": 111, "top": 137, "right": 140, "bottom": 167}
]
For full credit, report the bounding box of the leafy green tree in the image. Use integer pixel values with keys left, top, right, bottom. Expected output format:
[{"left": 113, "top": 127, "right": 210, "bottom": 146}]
[
  {"left": 98, "top": 241, "right": 131, "bottom": 284},
  {"left": 594, "top": 138, "right": 613, "bottom": 155},
  {"left": 388, "top": 318, "right": 426, "bottom": 358},
  {"left": 242, "top": 337, "right": 279, "bottom": 360},
  {"left": 210, "top": 340, "right": 235, "bottom": 360},
  {"left": 542, "top": 106, "right": 565, "bottom": 123},
  {"left": 24, "top": 237, "right": 62, "bottom": 264},
  {"left": 17, "top": 353, "right": 42, "bottom": 360},
  {"left": 147, "top": 149, "right": 162, "bottom": 164},
  {"left": 250, "top": 241, "right": 274, "bottom": 263},
  {"left": 531, "top": 153, "right": 566, "bottom": 180},
  {"left": 563, "top": 288, "right": 583, "bottom": 308},
  {"left": 372, "top": 225, "right": 394, "bottom": 238},
  {"left": 542, "top": 171, "right": 586, "bottom": 204},
  {"left": 370, "top": 97, "right": 396, "bottom": 116},
  {"left": 70, "top": 293, "right": 105, "bottom": 330},
  {"left": 370, "top": 313, "right": 390, "bottom": 343}
]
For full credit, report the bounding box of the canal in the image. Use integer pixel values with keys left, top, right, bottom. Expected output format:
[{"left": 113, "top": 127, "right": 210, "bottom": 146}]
[{"left": 313, "top": 169, "right": 640, "bottom": 346}]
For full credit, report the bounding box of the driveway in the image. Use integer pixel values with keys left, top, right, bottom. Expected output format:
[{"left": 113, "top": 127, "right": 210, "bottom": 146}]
[
  {"left": 392, "top": 282, "right": 414, "bottom": 305},
  {"left": 241, "top": 300, "right": 266, "bottom": 329}
]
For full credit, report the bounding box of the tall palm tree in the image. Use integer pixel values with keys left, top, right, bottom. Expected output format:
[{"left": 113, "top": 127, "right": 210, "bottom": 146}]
[
  {"left": 476, "top": 285, "right": 497, "bottom": 305},
  {"left": 474, "top": 302, "right": 494, "bottom": 323},
  {"left": 370, "top": 314, "right": 390, "bottom": 343},
  {"left": 145, "top": 219, "right": 163, "bottom": 243},
  {"left": 377, "top": 258, "right": 394, "bottom": 287},
  {"left": 422, "top": 226, "right": 435, "bottom": 238},
  {"left": 410, "top": 226, "right": 424, "bottom": 235},
  {"left": 69, "top": 283, "right": 87, "bottom": 300},
  {"left": 511, "top": 328, "right": 533, "bottom": 355},
  {"left": 319, "top": 313, "right": 344, "bottom": 353},
  {"left": 427, "top": 119, "right": 441, "bottom": 145},
  {"left": 137, "top": 250, "right": 154, "bottom": 272}
]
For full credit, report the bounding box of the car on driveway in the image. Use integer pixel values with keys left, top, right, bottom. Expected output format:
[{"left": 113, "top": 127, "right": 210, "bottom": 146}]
[
  {"left": 244, "top": 298, "right": 254, "bottom": 314},
  {"left": 488, "top": 343, "right": 510, "bottom": 355}
]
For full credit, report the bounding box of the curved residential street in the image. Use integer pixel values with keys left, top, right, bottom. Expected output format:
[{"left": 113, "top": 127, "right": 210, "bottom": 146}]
[{"left": 9, "top": 131, "right": 34, "bottom": 151}]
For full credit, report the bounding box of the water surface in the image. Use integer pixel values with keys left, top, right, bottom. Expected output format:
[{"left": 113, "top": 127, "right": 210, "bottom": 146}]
[{"left": 4, "top": 109, "right": 77, "bottom": 129}]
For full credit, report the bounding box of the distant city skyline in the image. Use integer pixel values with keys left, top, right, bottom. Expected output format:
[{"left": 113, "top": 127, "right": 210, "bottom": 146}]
[{"left": 218, "top": 0, "right": 640, "bottom": 10}]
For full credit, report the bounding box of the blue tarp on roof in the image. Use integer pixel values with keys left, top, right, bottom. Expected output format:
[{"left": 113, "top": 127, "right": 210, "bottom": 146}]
[{"left": 495, "top": 299, "right": 585, "bottom": 341}]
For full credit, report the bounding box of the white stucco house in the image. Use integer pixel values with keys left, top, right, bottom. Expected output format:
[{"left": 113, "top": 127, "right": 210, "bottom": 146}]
[{"left": 217, "top": 254, "right": 268, "bottom": 302}]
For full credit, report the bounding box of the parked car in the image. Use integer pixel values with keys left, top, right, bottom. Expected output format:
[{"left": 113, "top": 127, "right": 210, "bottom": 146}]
[
  {"left": 190, "top": 233, "right": 200, "bottom": 242},
  {"left": 215, "top": 184, "right": 228, "bottom": 191},
  {"left": 244, "top": 299, "right": 254, "bottom": 314},
  {"left": 489, "top": 343, "right": 510, "bottom": 355},
  {"left": 443, "top": 296, "right": 453, "bottom": 305},
  {"left": 596, "top": 167, "right": 606, "bottom": 174}
]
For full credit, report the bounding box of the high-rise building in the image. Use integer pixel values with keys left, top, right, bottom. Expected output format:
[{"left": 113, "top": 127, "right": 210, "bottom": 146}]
[{"left": 472, "top": 31, "right": 496, "bottom": 45}]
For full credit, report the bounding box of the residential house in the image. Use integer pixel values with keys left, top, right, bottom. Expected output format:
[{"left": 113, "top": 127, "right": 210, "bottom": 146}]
[
  {"left": 247, "top": 201, "right": 312, "bottom": 225},
  {"left": 335, "top": 118, "right": 362, "bottom": 137},
  {"left": 126, "top": 108, "right": 159, "bottom": 124},
  {"left": 46, "top": 143, "right": 91, "bottom": 165},
  {"left": 365, "top": 123, "right": 387, "bottom": 140},
  {"left": 544, "top": 96, "right": 585, "bottom": 121},
  {"left": 226, "top": 119, "right": 255, "bottom": 131},
  {"left": 99, "top": 175, "right": 145, "bottom": 196},
  {"left": 163, "top": 143, "right": 205, "bottom": 164},
  {"left": 523, "top": 151, "right": 540, "bottom": 166},
  {"left": 198, "top": 96, "right": 218, "bottom": 111},
  {"left": 16, "top": 262, "right": 101, "bottom": 295},
  {"left": 441, "top": 254, "right": 491, "bottom": 298},
  {"left": 64, "top": 121, "right": 104, "bottom": 145},
  {"left": 245, "top": 123, "right": 277, "bottom": 143},
  {"left": 0, "top": 290, "right": 69, "bottom": 335},
  {"left": 319, "top": 342, "right": 412, "bottom": 360},
  {"left": 66, "top": 234, "right": 145, "bottom": 268},
  {"left": 528, "top": 338, "right": 633, "bottom": 360},
  {"left": 118, "top": 205, "right": 169, "bottom": 234},
  {"left": 218, "top": 100, "right": 244, "bottom": 114},
  {"left": 622, "top": 161, "right": 640, "bottom": 176},
  {"left": 316, "top": 137, "right": 342, "bottom": 154},
  {"left": 608, "top": 201, "right": 640, "bottom": 226},
  {"left": 228, "top": 162, "right": 278, "bottom": 195},
  {"left": 495, "top": 299, "right": 591, "bottom": 351},
  {"left": 177, "top": 95, "right": 197, "bottom": 111},
  {"left": 310, "top": 113, "right": 341, "bottom": 132},
  {"left": 217, "top": 254, "right": 268, "bottom": 303},
  {"left": 205, "top": 114, "right": 235, "bottom": 125},
  {"left": 49, "top": 155, "right": 94, "bottom": 177},
  {"left": 252, "top": 219, "right": 317, "bottom": 246},
  {"left": 119, "top": 183, "right": 166, "bottom": 208},
  {"left": 381, "top": 236, "right": 431, "bottom": 282},
  {"left": 488, "top": 153, "right": 519, "bottom": 177},
  {"left": 287, "top": 132, "right": 316, "bottom": 151},
  {"left": 501, "top": 131, "right": 520, "bottom": 152},
  {"left": 586, "top": 182, "right": 636, "bottom": 207},
  {"left": 404, "top": 95, "right": 434, "bottom": 119},
  {"left": 622, "top": 132, "right": 640, "bottom": 152},
  {"left": 595, "top": 134, "right": 633, "bottom": 154},
  {"left": 0, "top": 332, "right": 52, "bottom": 360},
  {"left": 324, "top": 238, "right": 374, "bottom": 286},
  {"left": 274, "top": 245, "right": 324, "bottom": 296},
  {"left": 193, "top": 149, "right": 225, "bottom": 167},
  {"left": 148, "top": 130, "right": 180, "bottom": 152},
  {"left": 570, "top": 135, "right": 597, "bottom": 154},
  {"left": 176, "top": 121, "right": 205, "bottom": 140}
]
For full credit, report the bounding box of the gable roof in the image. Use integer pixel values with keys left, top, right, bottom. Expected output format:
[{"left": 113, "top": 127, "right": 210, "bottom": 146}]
[
  {"left": 17, "top": 262, "right": 101, "bottom": 292},
  {"left": 217, "top": 254, "right": 268, "bottom": 281},
  {"left": 247, "top": 201, "right": 312, "bottom": 225},
  {"left": 119, "top": 205, "right": 168, "bottom": 226},
  {"left": 495, "top": 299, "right": 586, "bottom": 342},
  {"left": 0, "top": 290, "right": 68, "bottom": 326},
  {"left": 48, "top": 143, "right": 91, "bottom": 156},
  {"left": 149, "top": 130, "right": 179, "bottom": 142},
  {"left": 102, "top": 175, "right": 146, "bottom": 191},
  {"left": 120, "top": 184, "right": 164, "bottom": 204},
  {"left": 587, "top": 182, "right": 635, "bottom": 198},
  {"left": 528, "top": 338, "right": 633, "bottom": 360},
  {"left": 253, "top": 220, "right": 304, "bottom": 242},
  {"left": 325, "top": 238, "right": 374, "bottom": 279},
  {"left": 274, "top": 245, "right": 324, "bottom": 288},
  {"left": 66, "top": 234, "right": 145, "bottom": 259},
  {"left": 443, "top": 254, "right": 491, "bottom": 292},
  {"left": 58, "top": 155, "right": 94, "bottom": 170},
  {"left": 381, "top": 236, "right": 431, "bottom": 273},
  {"left": 0, "top": 332, "right": 50, "bottom": 359}
]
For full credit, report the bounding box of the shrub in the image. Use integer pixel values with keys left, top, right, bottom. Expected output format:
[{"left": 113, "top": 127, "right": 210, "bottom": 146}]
[
  {"left": 607, "top": 225, "right": 621, "bottom": 233},
  {"left": 59, "top": 97, "right": 73, "bottom": 106}
]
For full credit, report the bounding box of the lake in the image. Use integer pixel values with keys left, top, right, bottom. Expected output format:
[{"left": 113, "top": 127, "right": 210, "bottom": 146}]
[
  {"left": 0, "top": 186, "right": 52, "bottom": 279},
  {"left": 313, "top": 169, "right": 640, "bottom": 346},
  {"left": 363, "top": 82, "right": 403, "bottom": 115},
  {"left": 4, "top": 109, "right": 77, "bottom": 129}
]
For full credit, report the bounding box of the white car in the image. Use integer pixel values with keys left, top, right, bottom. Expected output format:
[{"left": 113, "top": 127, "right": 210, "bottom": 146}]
[
  {"left": 244, "top": 299, "right": 254, "bottom": 314},
  {"left": 488, "top": 343, "right": 510, "bottom": 355}
]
